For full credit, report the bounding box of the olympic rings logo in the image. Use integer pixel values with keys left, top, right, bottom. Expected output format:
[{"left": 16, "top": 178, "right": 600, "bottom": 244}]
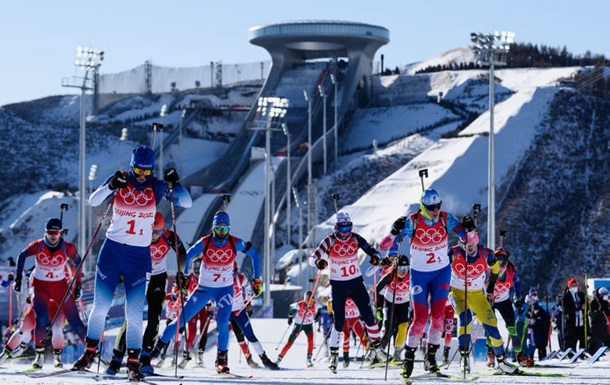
[
  {"left": 205, "top": 249, "right": 233, "bottom": 263},
  {"left": 453, "top": 261, "right": 486, "bottom": 278},
  {"left": 332, "top": 242, "right": 357, "bottom": 257},
  {"left": 495, "top": 281, "right": 511, "bottom": 293},
  {"left": 119, "top": 186, "right": 154, "bottom": 206},
  {"left": 151, "top": 244, "right": 169, "bottom": 260},
  {"left": 415, "top": 227, "right": 447, "bottom": 244},
  {"left": 37, "top": 252, "right": 66, "bottom": 266}
]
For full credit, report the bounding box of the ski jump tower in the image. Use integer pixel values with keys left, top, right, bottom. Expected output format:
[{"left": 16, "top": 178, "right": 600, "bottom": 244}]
[{"left": 248, "top": 20, "right": 390, "bottom": 108}]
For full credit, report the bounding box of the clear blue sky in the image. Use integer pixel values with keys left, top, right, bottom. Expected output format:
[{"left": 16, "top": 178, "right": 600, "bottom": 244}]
[{"left": 1, "top": 0, "right": 608, "bottom": 107}]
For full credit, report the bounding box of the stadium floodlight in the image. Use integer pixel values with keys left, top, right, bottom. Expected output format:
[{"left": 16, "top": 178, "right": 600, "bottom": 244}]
[
  {"left": 469, "top": 31, "right": 514, "bottom": 250},
  {"left": 62, "top": 46, "right": 104, "bottom": 269},
  {"left": 254, "top": 96, "right": 289, "bottom": 310}
]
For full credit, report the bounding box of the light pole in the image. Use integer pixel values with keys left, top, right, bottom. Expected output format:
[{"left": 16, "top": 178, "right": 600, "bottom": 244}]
[
  {"left": 159, "top": 104, "right": 168, "bottom": 178},
  {"left": 470, "top": 31, "right": 514, "bottom": 250},
  {"left": 303, "top": 90, "right": 313, "bottom": 251},
  {"left": 318, "top": 84, "right": 328, "bottom": 175},
  {"left": 62, "top": 46, "right": 103, "bottom": 259},
  {"left": 87, "top": 164, "right": 98, "bottom": 274},
  {"left": 256, "top": 96, "right": 289, "bottom": 310},
  {"left": 119, "top": 127, "right": 128, "bottom": 169},
  {"left": 292, "top": 187, "right": 303, "bottom": 288},
  {"left": 330, "top": 73, "right": 338, "bottom": 169},
  {"left": 282, "top": 123, "right": 291, "bottom": 247}
]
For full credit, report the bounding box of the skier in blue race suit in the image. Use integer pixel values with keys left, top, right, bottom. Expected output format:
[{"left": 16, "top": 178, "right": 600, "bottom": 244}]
[
  {"left": 72, "top": 146, "right": 192, "bottom": 381},
  {"left": 151, "top": 211, "right": 262, "bottom": 374},
  {"left": 380, "top": 189, "right": 466, "bottom": 380}
]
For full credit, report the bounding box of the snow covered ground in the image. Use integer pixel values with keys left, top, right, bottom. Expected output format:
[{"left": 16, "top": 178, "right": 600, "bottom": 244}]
[{"left": 0, "top": 318, "right": 608, "bottom": 385}]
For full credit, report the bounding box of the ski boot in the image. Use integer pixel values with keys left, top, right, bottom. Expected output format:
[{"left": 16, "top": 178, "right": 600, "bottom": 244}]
[
  {"left": 105, "top": 355, "right": 123, "bottom": 376},
  {"left": 275, "top": 354, "right": 284, "bottom": 365},
  {"left": 215, "top": 350, "right": 230, "bottom": 374},
  {"left": 423, "top": 343, "right": 440, "bottom": 373},
  {"left": 178, "top": 350, "right": 191, "bottom": 369},
  {"left": 0, "top": 344, "right": 23, "bottom": 363},
  {"left": 306, "top": 353, "right": 314, "bottom": 367},
  {"left": 140, "top": 347, "right": 154, "bottom": 374},
  {"left": 486, "top": 347, "right": 495, "bottom": 367},
  {"left": 442, "top": 346, "right": 450, "bottom": 366},
  {"left": 150, "top": 340, "right": 167, "bottom": 359},
  {"left": 245, "top": 353, "right": 260, "bottom": 368},
  {"left": 400, "top": 346, "right": 417, "bottom": 380},
  {"left": 459, "top": 350, "right": 470, "bottom": 374},
  {"left": 328, "top": 350, "right": 338, "bottom": 373},
  {"left": 343, "top": 351, "right": 350, "bottom": 368},
  {"left": 517, "top": 352, "right": 534, "bottom": 367},
  {"left": 196, "top": 349, "right": 204, "bottom": 367},
  {"left": 53, "top": 349, "right": 63, "bottom": 368},
  {"left": 73, "top": 338, "right": 99, "bottom": 370},
  {"left": 496, "top": 354, "right": 518, "bottom": 374},
  {"left": 260, "top": 353, "right": 279, "bottom": 370},
  {"left": 393, "top": 348, "right": 404, "bottom": 364},
  {"left": 32, "top": 347, "right": 45, "bottom": 369},
  {"left": 126, "top": 350, "right": 145, "bottom": 382}
]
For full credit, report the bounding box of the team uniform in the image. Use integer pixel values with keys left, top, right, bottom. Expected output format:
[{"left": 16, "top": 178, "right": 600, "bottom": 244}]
[
  {"left": 152, "top": 211, "right": 261, "bottom": 374},
  {"left": 336, "top": 297, "right": 368, "bottom": 367},
  {"left": 14, "top": 218, "right": 86, "bottom": 369},
  {"left": 229, "top": 270, "right": 278, "bottom": 369},
  {"left": 380, "top": 189, "right": 466, "bottom": 378},
  {"left": 486, "top": 249, "right": 532, "bottom": 367},
  {"left": 447, "top": 230, "right": 516, "bottom": 374},
  {"left": 73, "top": 146, "right": 192, "bottom": 381},
  {"left": 277, "top": 296, "right": 320, "bottom": 367},
  {"left": 375, "top": 257, "right": 411, "bottom": 362},
  {"left": 309, "top": 211, "right": 384, "bottom": 372},
  {"left": 106, "top": 212, "right": 187, "bottom": 375}
]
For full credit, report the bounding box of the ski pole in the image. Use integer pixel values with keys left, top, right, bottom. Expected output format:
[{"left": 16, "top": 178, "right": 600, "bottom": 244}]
[
  {"left": 151, "top": 122, "right": 163, "bottom": 148},
  {"left": 275, "top": 323, "right": 292, "bottom": 350},
  {"left": 418, "top": 169, "right": 428, "bottom": 192},
  {"left": 60, "top": 203, "right": 69, "bottom": 237},
  {"left": 331, "top": 193, "right": 339, "bottom": 214},
  {"left": 384, "top": 257, "right": 399, "bottom": 380},
  {"left": 499, "top": 230, "right": 508, "bottom": 248},
  {"left": 584, "top": 269, "right": 589, "bottom": 352},
  {"left": 221, "top": 194, "right": 231, "bottom": 210},
  {"left": 41, "top": 198, "right": 113, "bottom": 346},
  {"left": 313, "top": 326, "right": 333, "bottom": 361},
  {"left": 169, "top": 186, "right": 189, "bottom": 377}
]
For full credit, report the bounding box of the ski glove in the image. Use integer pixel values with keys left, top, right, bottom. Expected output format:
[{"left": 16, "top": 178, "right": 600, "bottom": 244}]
[
  {"left": 252, "top": 278, "right": 263, "bottom": 297},
  {"left": 391, "top": 216, "right": 407, "bottom": 235},
  {"left": 73, "top": 282, "right": 82, "bottom": 300},
  {"left": 369, "top": 252, "right": 381, "bottom": 266},
  {"left": 287, "top": 316, "right": 293, "bottom": 325},
  {"left": 164, "top": 168, "right": 180, "bottom": 185},
  {"left": 462, "top": 215, "right": 477, "bottom": 232},
  {"left": 13, "top": 275, "right": 21, "bottom": 293},
  {"left": 514, "top": 297, "right": 525, "bottom": 314},
  {"left": 315, "top": 259, "right": 328, "bottom": 270},
  {"left": 376, "top": 308, "right": 383, "bottom": 322},
  {"left": 109, "top": 171, "right": 128, "bottom": 190}
]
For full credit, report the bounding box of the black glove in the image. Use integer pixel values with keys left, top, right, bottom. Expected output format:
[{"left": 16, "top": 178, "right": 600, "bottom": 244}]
[
  {"left": 109, "top": 171, "right": 128, "bottom": 190},
  {"left": 287, "top": 316, "right": 293, "bottom": 325},
  {"left": 369, "top": 252, "right": 381, "bottom": 266},
  {"left": 164, "top": 168, "right": 180, "bottom": 185},
  {"left": 514, "top": 297, "right": 524, "bottom": 314},
  {"left": 315, "top": 259, "right": 328, "bottom": 270},
  {"left": 462, "top": 216, "right": 477, "bottom": 232},
  {"left": 73, "top": 282, "right": 82, "bottom": 300},
  {"left": 391, "top": 217, "right": 407, "bottom": 235},
  {"left": 13, "top": 275, "right": 22, "bottom": 293},
  {"left": 379, "top": 257, "right": 390, "bottom": 266}
]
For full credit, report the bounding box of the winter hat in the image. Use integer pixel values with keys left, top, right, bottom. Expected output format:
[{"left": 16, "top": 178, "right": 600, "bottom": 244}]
[
  {"left": 466, "top": 231, "right": 479, "bottom": 246},
  {"left": 420, "top": 189, "right": 441, "bottom": 206},
  {"left": 568, "top": 277, "right": 578, "bottom": 288},
  {"left": 45, "top": 217, "right": 62, "bottom": 231},
  {"left": 335, "top": 212, "right": 352, "bottom": 226},
  {"left": 153, "top": 212, "right": 164, "bottom": 230},
  {"left": 131, "top": 146, "right": 155, "bottom": 170},
  {"left": 213, "top": 211, "right": 231, "bottom": 226}
]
